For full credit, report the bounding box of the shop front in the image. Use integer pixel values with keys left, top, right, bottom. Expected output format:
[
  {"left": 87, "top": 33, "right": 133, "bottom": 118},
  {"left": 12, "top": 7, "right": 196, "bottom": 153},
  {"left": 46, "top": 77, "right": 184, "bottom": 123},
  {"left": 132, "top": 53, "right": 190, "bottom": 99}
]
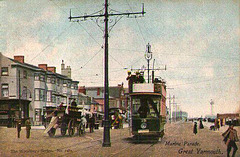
[{"left": 0, "top": 99, "right": 30, "bottom": 127}]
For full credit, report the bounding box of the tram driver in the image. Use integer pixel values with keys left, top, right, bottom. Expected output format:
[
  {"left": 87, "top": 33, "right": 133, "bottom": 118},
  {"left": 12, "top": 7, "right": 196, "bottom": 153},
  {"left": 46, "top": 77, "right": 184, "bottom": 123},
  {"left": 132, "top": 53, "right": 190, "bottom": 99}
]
[{"left": 138, "top": 99, "right": 150, "bottom": 118}]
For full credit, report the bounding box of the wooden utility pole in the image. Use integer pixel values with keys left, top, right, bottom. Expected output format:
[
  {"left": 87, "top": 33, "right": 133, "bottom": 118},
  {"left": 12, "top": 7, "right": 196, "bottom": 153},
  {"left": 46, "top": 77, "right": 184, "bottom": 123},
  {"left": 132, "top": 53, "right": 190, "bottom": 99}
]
[{"left": 69, "top": 1, "right": 145, "bottom": 147}]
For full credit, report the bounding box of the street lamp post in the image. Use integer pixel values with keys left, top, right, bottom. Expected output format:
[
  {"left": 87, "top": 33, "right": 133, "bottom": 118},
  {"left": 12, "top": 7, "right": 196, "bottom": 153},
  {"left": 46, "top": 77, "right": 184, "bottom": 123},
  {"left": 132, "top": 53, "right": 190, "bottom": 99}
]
[
  {"left": 167, "top": 88, "right": 174, "bottom": 123},
  {"left": 145, "top": 43, "right": 152, "bottom": 83}
]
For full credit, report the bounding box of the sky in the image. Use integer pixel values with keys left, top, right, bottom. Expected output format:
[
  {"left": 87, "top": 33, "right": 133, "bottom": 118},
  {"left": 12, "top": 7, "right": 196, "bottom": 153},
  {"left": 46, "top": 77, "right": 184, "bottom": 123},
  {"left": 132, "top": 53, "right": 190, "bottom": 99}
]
[{"left": 0, "top": 0, "right": 239, "bottom": 117}]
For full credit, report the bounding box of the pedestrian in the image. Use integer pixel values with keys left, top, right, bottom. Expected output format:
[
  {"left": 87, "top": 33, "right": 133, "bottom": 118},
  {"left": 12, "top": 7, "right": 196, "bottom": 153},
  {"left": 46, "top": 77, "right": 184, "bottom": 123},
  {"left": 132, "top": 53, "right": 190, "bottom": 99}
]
[
  {"left": 71, "top": 99, "right": 77, "bottom": 107},
  {"left": 25, "top": 118, "right": 31, "bottom": 139},
  {"left": 222, "top": 123, "right": 239, "bottom": 157},
  {"left": 16, "top": 120, "right": 21, "bottom": 138},
  {"left": 89, "top": 115, "right": 95, "bottom": 133},
  {"left": 199, "top": 120, "right": 204, "bottom": 129},
  {"left": 215, "top": 119, "right": 220, "bottom": 131},
  {"left": 12, "top": 116, "right": 16, "bottom": 128},
  {"left": 193, "top": 122, "right": 197, "bottom": 135}
]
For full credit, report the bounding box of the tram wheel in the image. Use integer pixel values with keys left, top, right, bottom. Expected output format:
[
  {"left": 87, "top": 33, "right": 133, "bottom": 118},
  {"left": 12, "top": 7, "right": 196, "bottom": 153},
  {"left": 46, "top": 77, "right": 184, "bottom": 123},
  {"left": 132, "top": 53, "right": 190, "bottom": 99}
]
[
  {"left": 61, "top": 123, "right": 67, "bottom": 136},
  {"left": 48, "top": 128, "right": 56, "bottom": 137},
  {"left": 68, "top": 119, "right": 75, "bottom": 137}
]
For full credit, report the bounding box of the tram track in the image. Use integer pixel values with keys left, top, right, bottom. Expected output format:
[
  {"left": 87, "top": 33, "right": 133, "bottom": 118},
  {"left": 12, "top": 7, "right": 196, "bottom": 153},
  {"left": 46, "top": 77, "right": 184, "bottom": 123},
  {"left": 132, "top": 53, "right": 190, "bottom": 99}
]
[
  {"left": 37, "top": 129, "right": 127, "bottom": 157},
  {"left": 107, "top": 125, "right": 172, "bottom": 157},
  {"left": 57, "top": 134, "right": 125, "bottom": 157},
  {"left": 38, "top": 124, "right": 168, "bottom": 157},
  {"left": 109, "top": 141, "right": 156, "bottom": 157}
]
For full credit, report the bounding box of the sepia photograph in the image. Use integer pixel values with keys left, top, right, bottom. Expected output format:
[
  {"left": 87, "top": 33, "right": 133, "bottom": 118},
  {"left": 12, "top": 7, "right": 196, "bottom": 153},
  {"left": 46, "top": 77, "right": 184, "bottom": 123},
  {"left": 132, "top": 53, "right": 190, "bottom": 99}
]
[{"left": 0, "top": 0, "right": 239, "bottom": 156}]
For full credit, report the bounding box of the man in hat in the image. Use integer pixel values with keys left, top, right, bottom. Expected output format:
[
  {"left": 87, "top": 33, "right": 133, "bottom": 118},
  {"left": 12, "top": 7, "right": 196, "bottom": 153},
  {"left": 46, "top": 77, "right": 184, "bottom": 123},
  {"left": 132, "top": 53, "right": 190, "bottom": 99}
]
[
  {"left": 16, "top": 120, "right": 21, "bottom": 138},
  {"left": 25, "top": 118, "right": 31, "bottom": 139},
  {"left": 222, "top": 123, "right": 239, "bottom": 157},
  {"left": 126, "top": 71, "right": 135, "bottom": 93}
]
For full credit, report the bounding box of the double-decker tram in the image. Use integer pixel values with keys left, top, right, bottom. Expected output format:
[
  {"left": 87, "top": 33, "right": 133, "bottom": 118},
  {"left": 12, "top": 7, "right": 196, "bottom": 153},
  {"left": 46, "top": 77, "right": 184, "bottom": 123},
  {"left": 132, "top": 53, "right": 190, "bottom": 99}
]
[{"left": 127, "top": 71, "right": 167, "bottom": 142}]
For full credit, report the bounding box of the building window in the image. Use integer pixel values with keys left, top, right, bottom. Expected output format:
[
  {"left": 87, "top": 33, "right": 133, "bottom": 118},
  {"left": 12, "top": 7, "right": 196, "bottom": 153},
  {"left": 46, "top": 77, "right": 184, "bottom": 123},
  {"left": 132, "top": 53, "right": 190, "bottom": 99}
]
[
  {"left": 35, "top": 109, "right": 41, "bottom": 122},
  {"left": 34, "top": 73, "right": 39, "bottom": 81},
  {"left": 40, "top": 89, "right": 45, "bottom": 101},
  {"left": 35, "top": 89, "right": 45, "bottom": 101},
  {"left": 34, "top": 89, "right": 40, "bottom": 101},
  {"left": 47, "top": 77, "right": 51, "bottom": 83},
  {"left": 1, "top": 84, "right": 9, "bottom": 97},
  {"left": 52, "top": 93, "right": 56, "bottom": 103},
  {"left": 40, "top": 74, "right": 45, "bottom": 82},
  {"left": 1, "top": 67, "right": 8, "bottom": 76},
  {"left": 47, "top": 91, "right": 52, "bottom": 102},
  {"left": 23, "top": 70, "right": 27, "bottom": 79},
  {"left": 62, "top": 97, "right": 67, "bottom": 104},
  {"left": 51, "top": 77, "right": 56, "bottom": 84},
  {"left": 56, "top": 78, "right": 60, "bottom": 86},
  {"left": 63, "top": 80, "right": 67, "bottom": 87},
  {"left": 22, "top": 86, "right": 27, "bottom": 99}
]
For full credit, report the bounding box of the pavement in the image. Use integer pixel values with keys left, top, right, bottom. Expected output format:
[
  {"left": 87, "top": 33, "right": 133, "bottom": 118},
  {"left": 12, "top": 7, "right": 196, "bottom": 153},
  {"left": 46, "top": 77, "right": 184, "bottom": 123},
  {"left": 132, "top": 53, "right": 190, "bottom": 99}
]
[{"left": 1, "top": 122, "right": 240, "bottom": 157}]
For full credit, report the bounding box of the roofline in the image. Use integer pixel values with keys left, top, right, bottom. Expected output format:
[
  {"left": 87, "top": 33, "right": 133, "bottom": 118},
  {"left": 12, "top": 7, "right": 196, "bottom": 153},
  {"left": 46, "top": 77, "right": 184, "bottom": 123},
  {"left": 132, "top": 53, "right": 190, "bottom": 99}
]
[
  {"left": 9, "top": 58, "right": 79, "bottom": 82},
  {"left": 85, "top": 86, "right": 123, "bottom": 89},
  {"left": 129, "top": 92, "right": 161, "bottom": 96}
]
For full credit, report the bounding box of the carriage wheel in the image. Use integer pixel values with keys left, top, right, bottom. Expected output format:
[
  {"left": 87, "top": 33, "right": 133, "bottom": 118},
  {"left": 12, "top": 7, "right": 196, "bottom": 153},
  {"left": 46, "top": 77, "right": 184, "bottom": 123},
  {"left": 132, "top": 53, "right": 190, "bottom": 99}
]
[
  {"left": 48, "top": 128, "right": 56, "bottom": 137},
  {"left": 68, "top": 119, "right": 75, "bottom": 137},
  {"left": 78, "top": 123, "right": 85, "bottom": 136},
  {"left": 61, "top": 123, "right": 67, "bottom": 136}
]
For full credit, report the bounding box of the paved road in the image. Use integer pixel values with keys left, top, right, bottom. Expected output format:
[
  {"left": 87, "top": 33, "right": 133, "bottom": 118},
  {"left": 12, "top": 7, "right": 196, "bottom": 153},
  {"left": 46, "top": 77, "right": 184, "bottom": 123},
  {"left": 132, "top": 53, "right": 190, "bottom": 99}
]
[{"left": 0, "top": 122, "right": 239, "bottom": 157}]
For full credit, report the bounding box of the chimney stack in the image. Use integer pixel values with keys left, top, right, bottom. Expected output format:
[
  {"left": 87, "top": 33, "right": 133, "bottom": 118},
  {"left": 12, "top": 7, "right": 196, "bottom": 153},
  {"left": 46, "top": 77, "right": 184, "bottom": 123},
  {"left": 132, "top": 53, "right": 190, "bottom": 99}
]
[
  {"left": 38, "top": 64, "right": 48, "bottom": 71},
  {"left": 47, "top": 67, "right": 56, "bottom": 73},
  {"left": 14, "top": 56, "right": 24, "bottom": 63},
  {"left": 78, "top": 86, "right": 86, "bottom": 95}
]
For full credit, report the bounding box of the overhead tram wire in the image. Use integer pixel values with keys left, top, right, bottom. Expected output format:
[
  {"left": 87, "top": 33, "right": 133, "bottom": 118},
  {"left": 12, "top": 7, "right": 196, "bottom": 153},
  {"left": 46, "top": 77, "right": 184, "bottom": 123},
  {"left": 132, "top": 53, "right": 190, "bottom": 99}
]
[
  {"left": 169, "top": 75, "right": 238, "bottom": 87},
  {"left": 76, "top": 22, "right": 102, "bottom": 47},
  {"left": 30, "top": 24, "right": 74, "bottom": 62},
  {"left": 50, "top": 0, "right": 105, "bottom": 81},
  {"left": 69, "top": 2, "right": 102, "bottom": 34},
  {"left": 110, "top": 47, "right": 239, "bottom": 62},
  {"left": 51, "top": 0, "right": 126, "bottom": 75},
  {"left": 126, "top": 0, "right": 146, "bottom": 45},
  {"left": 4, "top": 7, "right": 50, "bottom": 55},
  {"left": 109, "top": 54, "right": 126, "bottom": 69},
  {"left": 122, "top": 5, "right": 239, "bottom": 63},
  {"left": 50, "top": 0, "right": 102, "bottom": 47},
  {"left": 71, "top": 47, "right": 103, "bottom": 72}
]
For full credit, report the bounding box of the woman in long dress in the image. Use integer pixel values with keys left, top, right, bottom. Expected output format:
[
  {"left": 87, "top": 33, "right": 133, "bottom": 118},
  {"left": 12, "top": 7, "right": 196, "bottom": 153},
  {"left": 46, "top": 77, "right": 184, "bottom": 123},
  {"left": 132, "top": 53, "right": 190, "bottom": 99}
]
[{"left": 193, "top": 122, "right": 197, "bottom": 135}]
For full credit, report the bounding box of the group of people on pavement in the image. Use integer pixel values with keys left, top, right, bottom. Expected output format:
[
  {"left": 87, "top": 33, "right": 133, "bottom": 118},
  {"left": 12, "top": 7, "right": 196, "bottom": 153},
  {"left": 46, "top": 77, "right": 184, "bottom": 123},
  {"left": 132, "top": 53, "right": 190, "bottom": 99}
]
[
  {"left": 193, "top": 119, "right": 239, "bottom": 157},
  {"left": 16, "top": 118, "right": 31, "bottom": 139},
  {"left": 193, "top": 120, "right": 204, "bottom": 135}
]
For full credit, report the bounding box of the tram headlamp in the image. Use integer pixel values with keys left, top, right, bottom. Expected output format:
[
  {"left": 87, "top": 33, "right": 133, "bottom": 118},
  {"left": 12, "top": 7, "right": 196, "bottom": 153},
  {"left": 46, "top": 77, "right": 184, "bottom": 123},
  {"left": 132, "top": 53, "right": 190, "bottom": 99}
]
[{"left": 141, "top": 123, "right": 147, "bottom": 129}]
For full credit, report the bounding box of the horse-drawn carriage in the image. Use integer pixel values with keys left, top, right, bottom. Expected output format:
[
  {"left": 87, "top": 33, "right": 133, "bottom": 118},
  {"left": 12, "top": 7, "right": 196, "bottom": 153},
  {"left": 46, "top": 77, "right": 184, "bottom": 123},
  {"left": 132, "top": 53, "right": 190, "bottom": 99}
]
[{"left": 43, "top": 106, "right": 86, "bottom": 137}]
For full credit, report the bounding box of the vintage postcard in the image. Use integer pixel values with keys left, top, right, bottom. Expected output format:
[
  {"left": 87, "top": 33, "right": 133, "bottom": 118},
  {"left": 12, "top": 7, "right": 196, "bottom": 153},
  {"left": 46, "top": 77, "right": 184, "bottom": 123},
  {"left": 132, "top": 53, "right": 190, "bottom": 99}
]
[{"left": 0, "top": 0, "right": 239, "bottom": 156}]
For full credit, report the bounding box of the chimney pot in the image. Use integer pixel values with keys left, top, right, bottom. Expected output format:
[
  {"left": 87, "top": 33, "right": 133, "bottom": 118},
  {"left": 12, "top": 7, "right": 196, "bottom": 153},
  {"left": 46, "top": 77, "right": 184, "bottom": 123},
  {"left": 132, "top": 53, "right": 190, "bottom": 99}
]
[
  {"left": 47, "top": 66, "right": 56, "bottom": 73},
  {"left": 38, "top": 64, "right": 48, "bottom": 71},
  {"left": 14, "top": 56, "right": 24, "bottom": 63}
]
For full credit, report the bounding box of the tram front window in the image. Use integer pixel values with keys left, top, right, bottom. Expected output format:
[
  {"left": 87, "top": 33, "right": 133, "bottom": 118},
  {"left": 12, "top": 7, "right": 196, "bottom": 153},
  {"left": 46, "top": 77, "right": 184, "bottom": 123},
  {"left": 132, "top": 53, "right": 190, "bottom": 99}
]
[{"left": 132, "top": 96, "right": 160, "bottom": 118}]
